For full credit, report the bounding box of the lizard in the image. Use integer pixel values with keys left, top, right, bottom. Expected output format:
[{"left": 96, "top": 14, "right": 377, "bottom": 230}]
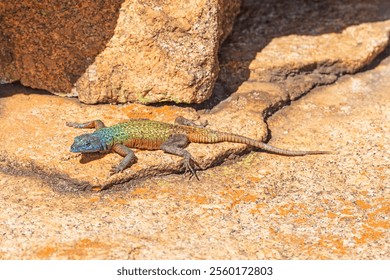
[{"left": 66, "top": 116, "right": 330, "bottom": 179}]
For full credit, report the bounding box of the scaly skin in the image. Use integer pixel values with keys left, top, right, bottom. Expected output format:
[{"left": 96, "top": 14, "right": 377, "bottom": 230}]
[{"left": 67, "top": 117, "right": 330, "bottom": 178}]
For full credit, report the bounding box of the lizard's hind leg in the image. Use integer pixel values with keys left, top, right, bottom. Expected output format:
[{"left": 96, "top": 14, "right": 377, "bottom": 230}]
[{"left": 160, "top": 134, "right": 200, "bottom": 180}]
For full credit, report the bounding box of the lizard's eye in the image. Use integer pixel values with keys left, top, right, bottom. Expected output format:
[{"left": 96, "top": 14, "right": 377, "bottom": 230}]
[{"left": 85, "top": 142, "right": 91, "bottom": 147}]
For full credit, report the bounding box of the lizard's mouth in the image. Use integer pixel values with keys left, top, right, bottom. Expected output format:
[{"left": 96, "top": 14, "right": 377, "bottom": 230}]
[
  {"left": 70, "top": 143, "right": 83, "bottom": 153},
  {"left": 70, "top": 145, "right": 77, "bottom": 153},
  {"left": 70, "top": 143, "right": 101, "bottom": 153}
]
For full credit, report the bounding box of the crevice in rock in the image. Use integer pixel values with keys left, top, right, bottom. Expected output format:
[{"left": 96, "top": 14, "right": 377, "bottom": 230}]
[
  {"left": 262, "top": 43, "right": 390, "bottom": 122},
  {"left": 261, "top": 43, "right": 390, "bottom": 145}
]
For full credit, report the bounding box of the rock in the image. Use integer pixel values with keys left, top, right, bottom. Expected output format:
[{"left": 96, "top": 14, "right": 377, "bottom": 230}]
[
  {"left": 217, "top": 0, "right": 390, "bottom": 103},
  {"left": 1, "top": 1, "right": 390, "bottom": 189},
  {"left": 0, "top": 1, "right": 124, "bottom": 89},
  {"left": 1, "top": 0, "right": 390, "bottom": 260},
  {"left": 0, "top": 0, "right": 241, "bottom": 104},
  {"left": 1, "top": 45, "right": 390, "bottom": 259},
  {"left": 249, "top": 21, "right": 390, "bottom": 100}
]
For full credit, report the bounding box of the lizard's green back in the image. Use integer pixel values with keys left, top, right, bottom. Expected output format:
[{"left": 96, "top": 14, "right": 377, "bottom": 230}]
[
  {"left": 90, "top": 118, "right": 329, "bottom": 157},
  {"left": 94, "top": 119, "right": 219, "bottom": 150}
]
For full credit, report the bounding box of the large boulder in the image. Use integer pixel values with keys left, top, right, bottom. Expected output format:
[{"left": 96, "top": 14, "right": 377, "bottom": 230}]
[{"left": 0, "top": 0, "right": 241, "bottom": 104}]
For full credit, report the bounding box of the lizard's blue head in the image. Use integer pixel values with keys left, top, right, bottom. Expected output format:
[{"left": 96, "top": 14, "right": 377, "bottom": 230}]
[{"left": 70, "top": 133, "right": 107, "bottom": 153}]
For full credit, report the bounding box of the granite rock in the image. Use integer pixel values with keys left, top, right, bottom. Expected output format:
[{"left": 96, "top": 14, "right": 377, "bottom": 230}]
[
  {"left": 216, "top": 0, "right": 390, "bottom": 104},
  {"left": 1, "top": 47, "right": 389, "bottom": 259},
  {"left": 0, "top": 0, "right": 240, "bottom": 104},
  {"left": 0, "top": 0, "right": 390, "bottom": 260}
]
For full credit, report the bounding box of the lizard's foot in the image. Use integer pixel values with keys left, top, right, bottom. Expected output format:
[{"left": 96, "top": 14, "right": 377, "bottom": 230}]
[
  {"left": 109, "top": 165, "right": 121, "bottom": 176},
  {"left": 108, "top": 159, "right": 136, "bottom": 176},
  {"left": 182, "top": 156, "right": 201, "bottom": 180},
  {"left": 108, "top": 164, "right": 126, "bottom": 177},
  {"left": 175, "top": 116, "right": 208, "bottom": 128},
  {"left": 160, "top": 134, "right": 200, "bottom": 179}
]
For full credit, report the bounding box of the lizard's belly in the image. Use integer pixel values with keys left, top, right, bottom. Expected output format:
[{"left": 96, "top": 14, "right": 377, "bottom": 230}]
[{"left": 123, "top": 138, "right": 165, "bottom": 150}]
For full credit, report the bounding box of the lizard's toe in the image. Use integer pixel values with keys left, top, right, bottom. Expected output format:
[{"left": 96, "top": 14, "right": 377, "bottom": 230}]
[
  {"left": 182, "top": 157, "right": 200, "bottom": 180},
  {"left": 109, "top": 164, "right": 123, "bottom": 176},
  {"left": 198, "top": 120, "right": 208, "bottom": 128}
]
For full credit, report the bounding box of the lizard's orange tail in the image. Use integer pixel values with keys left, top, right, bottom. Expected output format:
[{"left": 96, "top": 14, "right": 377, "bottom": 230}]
[{"left": 191, "top": 129, "right": 331, "bottom": 156}]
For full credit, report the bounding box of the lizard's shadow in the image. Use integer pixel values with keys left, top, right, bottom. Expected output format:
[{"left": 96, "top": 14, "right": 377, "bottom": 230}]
[
  {"left": 78, "top": 152, "right": 139, "bottom": 166},
  {"left": 79, "top": 153, "right": 107, "bottom": 164}
]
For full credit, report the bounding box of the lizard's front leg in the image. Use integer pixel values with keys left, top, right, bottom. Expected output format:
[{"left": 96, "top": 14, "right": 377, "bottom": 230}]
[
  {"left": 160, "top": 134, "right": 200, "bottom": 180},
  {"left": 110, "top": 144, "right": 137, "bottom": 174},
  {"left": 66, "top": 120, "right": 106, "bottom": 129}
]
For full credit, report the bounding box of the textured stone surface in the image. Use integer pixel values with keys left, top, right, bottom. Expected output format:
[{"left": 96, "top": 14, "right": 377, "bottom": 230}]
[
  {"left": 215, "top": 0, "right": 390, "bottom": 106},
  {"left": 1, "top": 0, "right": 390, "bottom": 259},
  {"left": 0, "top": 0, "right": 240, "bottom": 104},
  {"left": 0, "top": 1, "right": 123, "bottom": 90},
  {"left": 1, "top": 52, "right": 389, "bottom": 259},
  {"left": 0, "top": 1, "right": 389, "bottom": 189}
]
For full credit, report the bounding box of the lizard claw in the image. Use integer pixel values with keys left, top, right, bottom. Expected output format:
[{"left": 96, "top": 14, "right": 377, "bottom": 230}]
[
  {"left": 175, "top": 116, "right": 208, "bottom": 128},
  {"left": 198, "top": 120, "right": 208, "bottom": 128},
  {"left": 182, "top": 156, "right": 200, "bottom": 180},
  {"left": 108, "top": 164, "right": 123, "bottom": 176}
]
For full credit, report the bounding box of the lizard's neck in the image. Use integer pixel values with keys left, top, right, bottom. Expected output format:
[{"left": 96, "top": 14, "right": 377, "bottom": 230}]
[{"left": 94, "top": 129, "right": 114, "bottom": 151}]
